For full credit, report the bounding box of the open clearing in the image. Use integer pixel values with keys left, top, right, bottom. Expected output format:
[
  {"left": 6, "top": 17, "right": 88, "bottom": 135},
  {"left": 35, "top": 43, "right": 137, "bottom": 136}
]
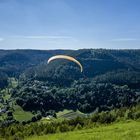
[
  {"left": 13, "top": 105, "right": 33, "bottom": 122},
  {"left": 56, "top": 109, "right": 86, "bottom": 119}
]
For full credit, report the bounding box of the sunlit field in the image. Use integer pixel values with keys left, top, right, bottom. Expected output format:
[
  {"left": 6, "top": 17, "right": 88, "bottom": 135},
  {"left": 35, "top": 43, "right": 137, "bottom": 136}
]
[{"left": 26, "top": 121, "right": 140, "bottom": 140}]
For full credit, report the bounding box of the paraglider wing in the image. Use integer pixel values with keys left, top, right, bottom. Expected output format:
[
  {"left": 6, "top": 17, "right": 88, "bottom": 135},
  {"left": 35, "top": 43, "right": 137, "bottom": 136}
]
[{"left": 47, "top": 55, "right": 83, "bottom": 72}]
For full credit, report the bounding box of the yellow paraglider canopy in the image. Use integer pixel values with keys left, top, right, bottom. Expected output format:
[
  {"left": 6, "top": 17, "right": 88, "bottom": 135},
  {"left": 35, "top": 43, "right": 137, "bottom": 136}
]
[{"left": 47, "top": 55, "right": 83, "bottom": 72}]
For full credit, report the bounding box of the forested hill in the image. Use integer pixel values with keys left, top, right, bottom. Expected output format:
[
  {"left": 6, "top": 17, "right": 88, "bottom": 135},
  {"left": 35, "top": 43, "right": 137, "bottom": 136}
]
[
  {"left": 0, "top": 49, "right": 70, "bottom": 77},
  {"left": 0, "top": 49, "right": 140, "bottom": 114},
  {"left": 19, "top": 49, "right": 140, "bottom": 86},
  {"left": 0, "top": 49, "right": 140, "bottom": 88},
  {"left": 0, "top": 49, "right": 140, "bottom": 77},
  {"left": 0, "top": 49, "right": 70, "bottom": 88},
  {"left": 5, "top": 49, "right": 139, "bottom": 114}
]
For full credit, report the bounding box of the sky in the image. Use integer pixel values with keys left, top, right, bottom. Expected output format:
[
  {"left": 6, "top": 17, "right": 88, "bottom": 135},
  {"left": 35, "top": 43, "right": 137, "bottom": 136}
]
[{"left": 0, "top": 0, "right": 140, "bottom": 50}]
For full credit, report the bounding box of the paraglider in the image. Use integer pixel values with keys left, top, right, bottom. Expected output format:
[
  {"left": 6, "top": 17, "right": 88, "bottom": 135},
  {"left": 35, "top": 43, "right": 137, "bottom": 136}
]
[{"left": 47, "top": 55, "right": 83, "bottom": 72}]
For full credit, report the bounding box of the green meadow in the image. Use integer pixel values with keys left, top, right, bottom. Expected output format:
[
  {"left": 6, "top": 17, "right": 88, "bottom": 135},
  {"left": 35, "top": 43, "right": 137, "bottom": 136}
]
[
  {"left": 13, "top": 105, "right": 33, "bottom": 122},
  {"left": 26, "top": 120, "right": 140, "bottom": 140},
  {"left": 56, "top": 109, "right": 86, "bottom": 119}
]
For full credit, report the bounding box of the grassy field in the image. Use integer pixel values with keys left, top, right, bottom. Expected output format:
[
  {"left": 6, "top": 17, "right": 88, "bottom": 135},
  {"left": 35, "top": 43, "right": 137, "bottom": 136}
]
[
  {"left": 13, "top": 105, "right": 33, "bottom": 122},
  {"left": 26, "top": 120, "right": 140, "bottom": 140},
  {"left": 39, "top": 109, "right": 86, "bottom": 124},
  {"left": 0, "top": 100, "right": 33, "bottom": 122},
  {"left": 0, "top": 77, "right": 33, "bottom": 122},
  {"left": 56, "top": 109, "right": 86, "bottom": 119}
]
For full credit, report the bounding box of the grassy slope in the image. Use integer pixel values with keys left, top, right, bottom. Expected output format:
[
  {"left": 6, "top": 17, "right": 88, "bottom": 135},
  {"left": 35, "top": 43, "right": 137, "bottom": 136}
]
[
  {"left": 13, "top": 105, "right": 33, "bottom": 122},
  {"left": 39, "top": 110, "right": 86, "bottom": 124},
  {"left": 56, "top": 109, "right": 86, "bottom": 119},
  {"left": 0, "top": 78, "right": 33, "bottom": 122},
  {"left": 26, "top": 121, "right": 140, "bottom": 140}
]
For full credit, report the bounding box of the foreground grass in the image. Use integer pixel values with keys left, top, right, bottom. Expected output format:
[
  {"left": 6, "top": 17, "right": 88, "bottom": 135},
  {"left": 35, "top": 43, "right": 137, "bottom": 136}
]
[{"left": 26, "top": 120, "right": 140, "bottom": 140}]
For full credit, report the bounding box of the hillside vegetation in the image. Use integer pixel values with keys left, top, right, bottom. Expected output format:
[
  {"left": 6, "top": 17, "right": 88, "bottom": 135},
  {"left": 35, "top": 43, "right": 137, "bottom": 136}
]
[
  {"left": 1, "top": 104, "right": 140, "bottom": 140},
  {"left": 26, "top": 121, "right": 140, "bottom": 140},
  {"left": 0, "top": 49, "right": 140, "bottom": 121},
  {"left": 0, "top": 49, "right": 140, "bottom": 139},
  {"left": 13, "top": 50, "right": 140, "bottom": 115}
]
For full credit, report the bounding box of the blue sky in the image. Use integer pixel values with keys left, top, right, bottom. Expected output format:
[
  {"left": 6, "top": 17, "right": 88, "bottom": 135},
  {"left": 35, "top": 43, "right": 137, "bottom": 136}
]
[{"left": 0, "top": 0, "right": 140, "bottom": 50}]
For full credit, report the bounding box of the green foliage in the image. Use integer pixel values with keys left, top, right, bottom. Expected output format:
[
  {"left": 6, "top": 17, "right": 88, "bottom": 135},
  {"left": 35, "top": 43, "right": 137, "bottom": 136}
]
[
  {"left": 59, "top": 124, "right": 70, "bottom": 132},
  {"left": 0, "top": 49, "right": 69, "bottom": 77},
  {"left": 1, "top": 104, "right": 140, "bottom": 140},
  {"left": 0, "top": 72, "right": 8, "bottom": 89},
  {"left": 25, "top": 121, "right": 140, "bottom": 140},
  {"left": 1, "top": 49, "right": 140, "bottom": 139},
  {"left": 14, "top": 80, "right": 140, "bottom": 113},
  {"left": 74, "top": 123, "right": 82, "bottom": 130}
]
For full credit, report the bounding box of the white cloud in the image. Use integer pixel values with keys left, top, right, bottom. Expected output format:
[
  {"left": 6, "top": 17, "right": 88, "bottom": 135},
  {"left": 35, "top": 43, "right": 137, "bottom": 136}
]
[
  {"left": 111, "top": 38, "right": 139, "bottom": 42},
  {"left": 0, "top": 35, "right": 78, "bottom": 46},
  {"left": 23, "top": 36, "right": 74, "bottom": 39},
  {"left": 9, "top": 35, "right": 78, "bottom": 43},
  {"left": 11, "top": 35, "right": 75, "bottom": 39}
]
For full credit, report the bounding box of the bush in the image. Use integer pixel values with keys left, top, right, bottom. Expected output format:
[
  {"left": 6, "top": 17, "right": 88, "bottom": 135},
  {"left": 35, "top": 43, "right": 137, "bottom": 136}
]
[
  {"left": 75, "top": 123, "right": 82, "bottom": 130},
  {"left": 98, "top": 112, "right": 116, "bottom": 123},
  {"left": 31, "top": 116, "right": 37, "bottom": 122},
  {"left": 91, "top": 112, "right": 99, "bottom": 122},
  {"left": 12, "top": 132, "right": 24, "bottom": 140},
  {"left": 7, "top": 111, "right": 13, "bottom": 117},
  {"left": 124, "top": 110, "right": 133, "bottom": 119},
  {"left": 43, "top": 125, "right": 56, "bottom": 134},
  {"left": 59, "top": 124, "right": 70, "bottom": 132}
]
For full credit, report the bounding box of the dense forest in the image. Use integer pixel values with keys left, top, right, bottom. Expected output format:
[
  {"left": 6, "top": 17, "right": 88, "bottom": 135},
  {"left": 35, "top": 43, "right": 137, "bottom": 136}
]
[
  {"left": 0, "top": 49, "right": 140, "bottom": 128},
  {"left": 15, "top": 49, "right": 140, "bottom": 113}
]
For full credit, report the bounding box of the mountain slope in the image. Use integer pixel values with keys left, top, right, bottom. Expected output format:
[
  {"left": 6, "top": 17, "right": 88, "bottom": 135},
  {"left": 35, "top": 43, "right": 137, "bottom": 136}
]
[{"left": 20, "top": 49, "right": 140, "bottom": 86}]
